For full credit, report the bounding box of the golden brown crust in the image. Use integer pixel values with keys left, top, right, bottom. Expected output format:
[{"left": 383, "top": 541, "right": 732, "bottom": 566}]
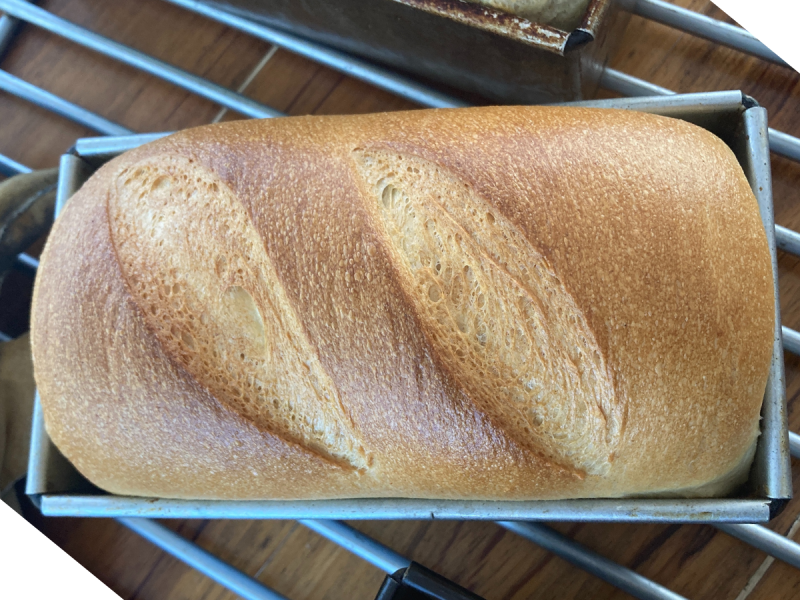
[{"left": 30, "top": 106, "right": 774, "bottom": 500}]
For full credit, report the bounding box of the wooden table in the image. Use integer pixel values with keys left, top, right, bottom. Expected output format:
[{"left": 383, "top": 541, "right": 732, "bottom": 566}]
[{"left": 4, "top": 1, "right": 800, "bottom": 599}]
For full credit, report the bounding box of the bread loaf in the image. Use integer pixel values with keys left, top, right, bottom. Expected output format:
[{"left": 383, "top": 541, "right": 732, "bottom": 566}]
[
  {"left": 30, "top": 106, "right": 774, "bottom": 500},
  {"left": 470, "top": 0, "right": 590, "bottom": 31}
]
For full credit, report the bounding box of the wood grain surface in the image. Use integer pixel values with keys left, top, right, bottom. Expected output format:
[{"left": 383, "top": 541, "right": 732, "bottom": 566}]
[{"left": 4, "top": 1, "right": 800, "bottom": 599}]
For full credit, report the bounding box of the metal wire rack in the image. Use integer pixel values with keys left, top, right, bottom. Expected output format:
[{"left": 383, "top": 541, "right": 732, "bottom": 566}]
[{"left": 2, "top": 1, "right": 800, "bottom": 599}]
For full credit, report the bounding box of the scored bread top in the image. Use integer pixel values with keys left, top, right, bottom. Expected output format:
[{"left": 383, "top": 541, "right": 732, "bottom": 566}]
[{"left": 31, "top": 106, "right": 775, "bottom": 500}]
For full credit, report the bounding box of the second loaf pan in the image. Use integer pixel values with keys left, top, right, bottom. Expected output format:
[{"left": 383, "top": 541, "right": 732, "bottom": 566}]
[
  {"left": 197, "top": 0, "right": 631, "bottom": 105},
  {"left": 26, "top": 91, "right": 792, "bottom": 522}
]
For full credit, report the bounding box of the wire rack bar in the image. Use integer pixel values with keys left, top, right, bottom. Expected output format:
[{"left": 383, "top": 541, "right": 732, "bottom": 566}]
[
  {"left": 162, "top": 0, "right": 466, "bottom": 110},
  {"left": 0, "top": 0, "right": 283, "bottom": 120},
  {"left": 118, "top": 518, "right": 290, "bottom": 600},
  {"left": 718, "top": 524, "right": 800, "bottom": 569},
  {"left": 0, "top": 70, "right": 132, "bottom": 136},
  {"left": 633, "top": 0, "right": 787, "bottom": 66},
  {"left": 74, "top": 132, "right": 173, "bottom": 160},
  {"left": 600, "top": 68, "right": 800, "bottom": 163},
  {"left": 0, "top": 12, "right": 19, "bottom": 59},
  {"left": 777, "top": 224, "right": 800, "bottom": 256},
  {"left": 14, "top": 251, "right": 38, "bottom": 271},
  {"left": 600, "top": 67, "right": 673, "bottom": 96},
  {"left": 0, "top": 151, "right": 31, "bottom": 176},
  {"left": 299, "top": 520, "right": 410, "bottom": 574},
  {"left": 769, "top": 211, "right": 800, "bottom": 360},
  {"left": 768, "top": 129, "right": 800, "bottom": 163},
  {"left": 783, "top": 326, "right": 800, "bottom": 357},
  {"left": 498, "top": 522, "right": 687, "bottom": 600},
  {"left": 790, "top": 431, "right": 800, "bottom": 458}
]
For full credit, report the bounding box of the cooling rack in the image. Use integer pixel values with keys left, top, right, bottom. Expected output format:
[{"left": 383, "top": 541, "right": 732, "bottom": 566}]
[{"left": 2, "top": 1, "right": 800, "bottom": 599}]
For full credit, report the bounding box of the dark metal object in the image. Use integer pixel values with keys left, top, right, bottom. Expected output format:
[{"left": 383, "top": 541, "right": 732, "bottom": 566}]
[
  {"left": 0, "top": 168, "right": 57, "bottom": 285},
  {"left": 302, "top": 522, "right": 490, "bottom": 600},
  {"left": 375, "top": 563, "right": 484, "bottom": 600},
  {"left": 194, "top": 0, "right": 631, "bottom": 104}
]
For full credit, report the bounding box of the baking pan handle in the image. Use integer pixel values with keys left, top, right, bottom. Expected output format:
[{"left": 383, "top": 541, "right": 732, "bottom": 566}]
[{"left": 375, "top": 562, "right": 485, "bottom": 600}]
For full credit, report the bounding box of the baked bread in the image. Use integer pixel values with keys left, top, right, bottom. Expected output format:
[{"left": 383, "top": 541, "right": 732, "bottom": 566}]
[
  {"left": 30, "top": 106, "right": 774, "bottom": 500},
  {"left": 470, "top": 0, "right": 590, "bottom": 30}
]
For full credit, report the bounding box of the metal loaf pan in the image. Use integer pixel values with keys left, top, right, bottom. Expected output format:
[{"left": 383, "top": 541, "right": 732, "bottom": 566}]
[
  {"left": 199, "top": 0, "right": 632, "bottom": 104},
  {"left": 27, "top": 91, "right": 791, "bottom": 522}
]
